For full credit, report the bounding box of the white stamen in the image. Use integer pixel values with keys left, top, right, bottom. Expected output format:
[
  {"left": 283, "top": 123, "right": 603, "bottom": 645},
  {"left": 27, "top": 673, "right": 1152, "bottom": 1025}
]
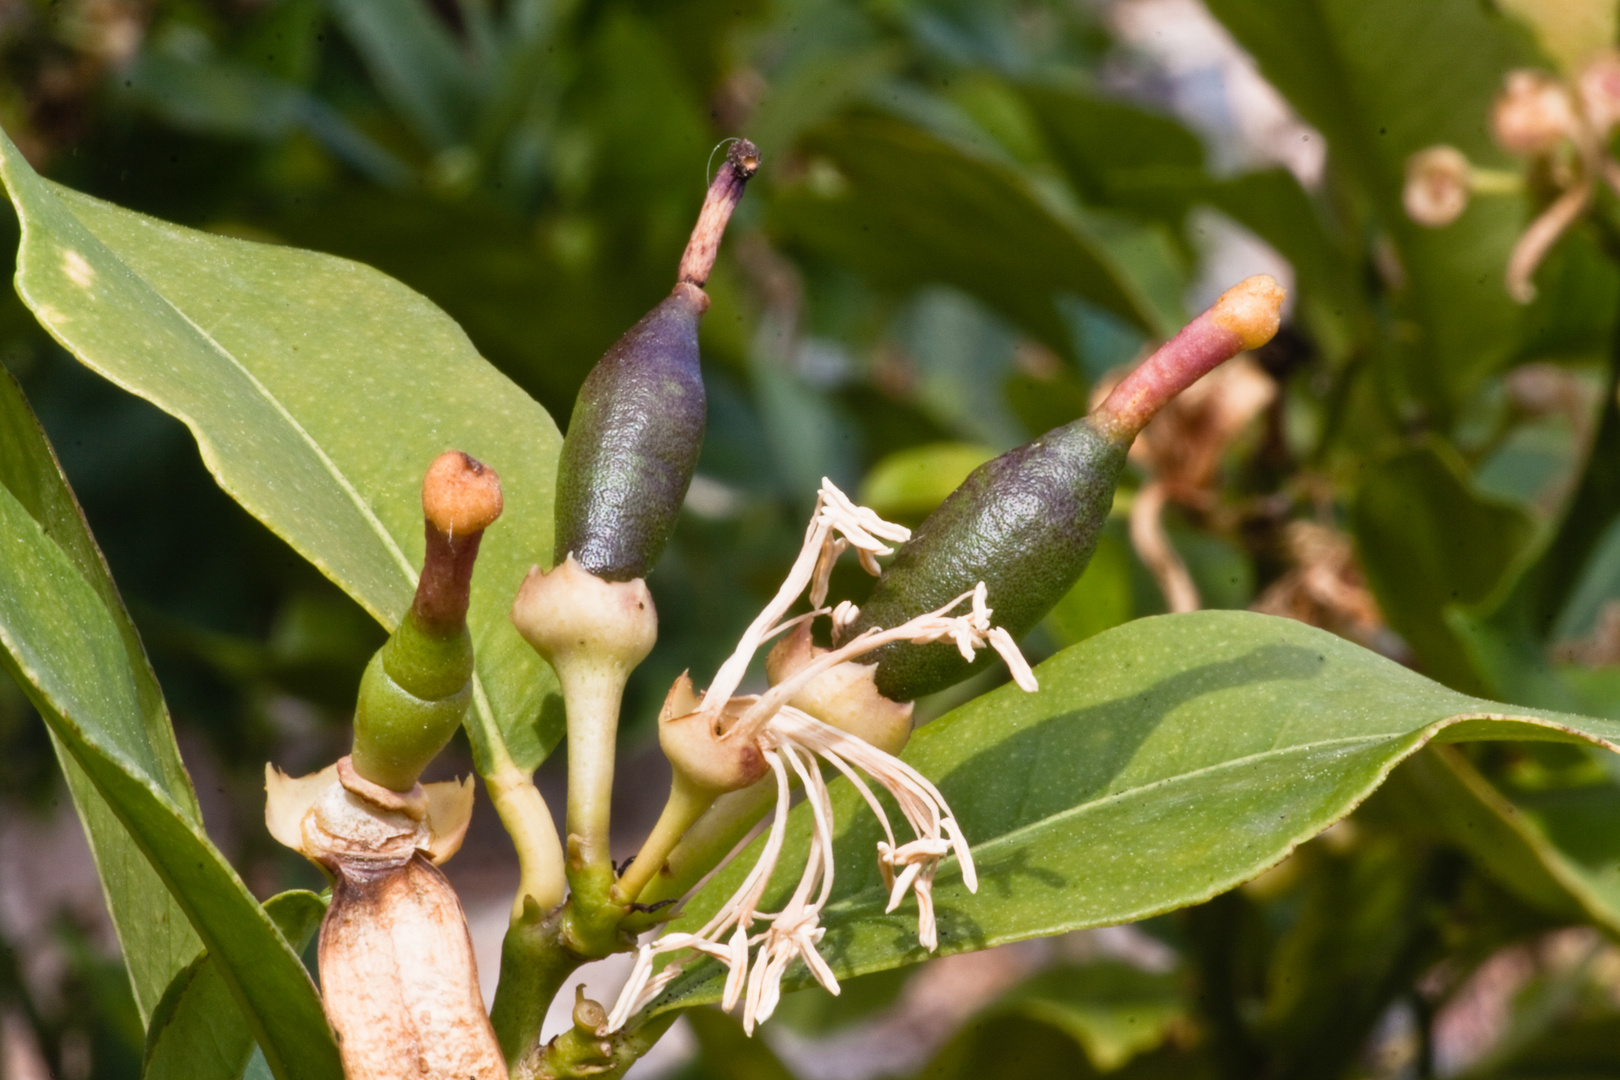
[{"left": 608, "top": 482, "right": 1040, "bottom": 1035}]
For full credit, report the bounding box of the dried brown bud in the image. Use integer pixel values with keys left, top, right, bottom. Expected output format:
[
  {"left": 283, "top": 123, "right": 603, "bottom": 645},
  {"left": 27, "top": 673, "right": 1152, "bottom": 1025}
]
[
  {"left": 320, "top": 854, "right": 506, "bottom": 1080},
  {"left": 264, "top": 758, "right": 497, "bottom": 1080},
  {"left": 1403, "top": 146, "right": 1473, "bottom": 227}
]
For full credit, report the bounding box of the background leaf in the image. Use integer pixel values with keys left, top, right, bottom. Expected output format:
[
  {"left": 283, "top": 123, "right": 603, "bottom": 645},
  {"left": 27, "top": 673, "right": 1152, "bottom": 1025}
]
[
  {"left": 0, "top": 449, "right": 339, "bottom": 1080},
  {"left": 770, "top": 113, "right": 1165, "bottom": 358},
  {"left": 654, "top": 611, "right": 1620, "bottom": 1010},
  {"left": 1354, "top": 443, "right": 1536, "bottom": 694},
  {"left": 1202, "top": 0, "right": 1540, "bottom": 414},
  {"left": 0, "top": 365, "right": 202, "bottom": 1024}
]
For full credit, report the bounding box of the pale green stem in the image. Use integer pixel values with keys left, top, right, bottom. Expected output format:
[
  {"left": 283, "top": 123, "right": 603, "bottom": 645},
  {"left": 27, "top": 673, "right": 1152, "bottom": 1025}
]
[
  {"left": 612, "top": 773, "right": 718, "bottom": 904},
  {"left": 463, "top": 681, "right": 566, "bottom": 920},
  {"left": 1467, "top": 166, "right": 1524, "bottom": 195},
  {"left": 555, "top": 655, "right": 631, "bottom": 900},
  {"left": 629, "top": 778, "right": 775, "bottom": 919},
  {"left": 487, "top": 761, "right": 567, "bottom": 918}
]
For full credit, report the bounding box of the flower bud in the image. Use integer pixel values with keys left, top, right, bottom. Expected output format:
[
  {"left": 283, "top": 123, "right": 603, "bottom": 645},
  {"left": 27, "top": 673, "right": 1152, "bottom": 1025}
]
[
  {"left": 845, "top": 276, "right": 1286, "bottom": 701},
  {"left": 1404, "top": 145, "right": 1472, "bottom": 227},
  {"left": 351, "top": 452, "right": 502, "bottom": 792},
  {"left": 1492, "top": 70, "right": 1578, "bottom": 157},
  {"left": 765, "top": 623, "right": 913, "bottom": 755},
  {"left": 658, "top": 673, "right": 769, "bottom": 795},
  {"left": 553, "top": 141, "right": 759, "bottom": 582}
]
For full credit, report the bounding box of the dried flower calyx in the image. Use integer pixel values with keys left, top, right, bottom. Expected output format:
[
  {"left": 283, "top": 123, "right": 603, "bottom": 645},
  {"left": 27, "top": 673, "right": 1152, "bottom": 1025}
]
[{"left": 266, "top": 757, "right": 503, "bottom": 1080}]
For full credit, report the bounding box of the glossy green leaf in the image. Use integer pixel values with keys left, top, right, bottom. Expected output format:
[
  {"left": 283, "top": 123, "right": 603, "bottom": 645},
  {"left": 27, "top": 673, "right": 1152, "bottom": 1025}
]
[
  {"left": 0, "top": 125, "right": 563, "bottom": 776},
  {"left": 0, "top": 461, "right": 339, "bottom": 1079},
  {"left": 1354, "top": 443, "right": 1536, "bottom": 694},
  {"left": 770, "top": 114, "right": 1163, "bottom": 357},
  {"left": 143, "top": 891, "right": 326, "bottom": 1080},
  {"left": 0, "top": 365, "right": 201, "bottom": 1024},
  {"left": 857, "top": 442, "right": 995, "bottom": 521},
  {"left": 653, "top": 611, "right": 1620, "bottom": 1010}
]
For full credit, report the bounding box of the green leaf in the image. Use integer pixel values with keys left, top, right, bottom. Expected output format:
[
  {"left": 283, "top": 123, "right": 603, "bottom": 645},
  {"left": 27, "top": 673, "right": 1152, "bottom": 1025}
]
[
  {"left": 327, "top": 0, "right": 480, "bottom": 151},
  {"left": 682, "top": 1008, "right": 801, "bottom": 1080},
  {"left": 653, "top": 611, "right": 1620, "bottom": 1010},
  {"left": 0, "top": 460, "right": 339, "bottom": 1079},
  {"left": 0, "top": 366, "right": 202, "bottom": 1025},
  {"left": 0, "top": 125, "right": 563, "bottom": 776},
  {"left": 1017, "top": 84, "right": 1204, "bottom": 218},
  {"left": 1354, "top": 443, "right": 1536, "bottom": 694},
  {"left": 994, "top": 962, "right": 1184, "bottom": 1072},
  {"left": 1380, "top": 746, "right": 1620, "bottom": 932},
  {"left": 857, "top": 442, "right": 996, "bottom": 521},
  {"left": 1203, "top": 0, "right": 1540, "bottom": 410},
  {"left": 143, "top": 891, "right": 326, "bottom": 1080},
  {"left": 770, "top": 114, "right": 1165, "bottom": 357}
]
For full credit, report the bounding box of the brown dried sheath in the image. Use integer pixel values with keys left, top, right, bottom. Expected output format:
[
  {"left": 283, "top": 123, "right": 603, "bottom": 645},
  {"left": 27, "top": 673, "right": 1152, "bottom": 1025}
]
[{"left": 319, "top": 852, "right": 507, "bottom": 1080}]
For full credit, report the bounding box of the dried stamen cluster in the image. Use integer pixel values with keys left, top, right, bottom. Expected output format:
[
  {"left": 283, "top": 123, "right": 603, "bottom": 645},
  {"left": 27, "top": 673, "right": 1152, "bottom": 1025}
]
[{"left": 610, "top": 480, "right": 1032, "bottom": 1033}]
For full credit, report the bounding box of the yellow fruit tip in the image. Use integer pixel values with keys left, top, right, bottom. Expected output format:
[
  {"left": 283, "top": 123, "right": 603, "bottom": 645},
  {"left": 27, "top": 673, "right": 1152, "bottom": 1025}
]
[{"left": 1211, "top": 274, "right": 1286, "bottom": 351}]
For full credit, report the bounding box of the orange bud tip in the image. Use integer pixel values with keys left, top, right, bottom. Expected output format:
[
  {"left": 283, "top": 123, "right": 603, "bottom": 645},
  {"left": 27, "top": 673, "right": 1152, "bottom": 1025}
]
[
  {"left": 1210, "top": 274, "right": 1285, "bottom": 351},
  {"left": 1091, "top": 275, "right": 1287, "bottom": 445},
  {"left": 423, "top": 451, "right": 503, "bottom": 538}
]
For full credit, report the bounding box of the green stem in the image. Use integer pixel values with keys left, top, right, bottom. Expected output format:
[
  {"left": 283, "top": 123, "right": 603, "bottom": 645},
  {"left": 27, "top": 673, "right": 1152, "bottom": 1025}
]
[
  {"left": 486, "top": 757, "right": 567, "bottom": 918},
  {"left": 514, "top": 1008, "right": 680, "bottom": 1080},
  {"left": 612, "top": 773, "right": 718, "bottom": 904},
  {"left": 461, "top": 678, "right": 566, "bottom": 919},
  {"left": 490, "top": 898, "right": 588, "bottom": 1070},
  {"left": 628, "top": 779, "right": 775, "bottom": 925},
  {"left": 555, "top": 654, "right": 632, "bottom": 936}
]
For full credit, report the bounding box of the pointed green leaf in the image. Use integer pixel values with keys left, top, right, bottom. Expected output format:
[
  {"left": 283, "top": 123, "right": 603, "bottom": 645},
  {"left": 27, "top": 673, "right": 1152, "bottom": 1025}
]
[
  {"left": 0, "top": 125, "right": 563, "bottom": 775},
  {"left": 0, "top": 468, "right": 339, "bottom": 1079},
  {"left": 653, "top": 611, "right": 1620, "bottom": 1010},
  {"left": 1380, "top": 746, "right": 1620, "bottom": 933},
  {"left": 0, "top": 365, "right": 203, "bottom": 1025}
]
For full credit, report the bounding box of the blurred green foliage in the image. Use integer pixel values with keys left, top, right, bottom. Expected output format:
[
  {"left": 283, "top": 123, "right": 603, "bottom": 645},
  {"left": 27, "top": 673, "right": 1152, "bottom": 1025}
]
[{"left": 6, "top": 0, "right": 1620, "bottom": 1076}]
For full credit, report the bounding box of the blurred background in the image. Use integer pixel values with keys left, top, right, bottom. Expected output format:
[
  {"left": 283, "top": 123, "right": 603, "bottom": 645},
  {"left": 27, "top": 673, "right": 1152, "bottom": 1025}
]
[{"left": 5, "top": 0, "right": 1620, "bottom": 1077}]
